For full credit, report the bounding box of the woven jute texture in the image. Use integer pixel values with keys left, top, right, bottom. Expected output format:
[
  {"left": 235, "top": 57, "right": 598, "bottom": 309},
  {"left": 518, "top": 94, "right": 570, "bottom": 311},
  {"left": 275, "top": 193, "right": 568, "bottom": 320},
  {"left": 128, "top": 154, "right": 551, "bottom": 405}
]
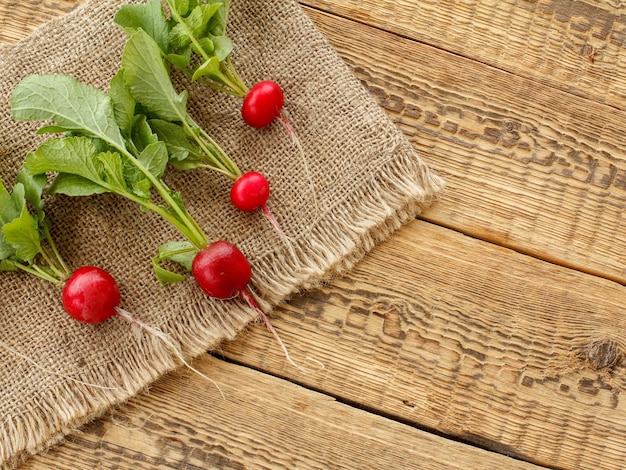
[{"left": 0, "top": 0, "right": 444, "bottom": 467}]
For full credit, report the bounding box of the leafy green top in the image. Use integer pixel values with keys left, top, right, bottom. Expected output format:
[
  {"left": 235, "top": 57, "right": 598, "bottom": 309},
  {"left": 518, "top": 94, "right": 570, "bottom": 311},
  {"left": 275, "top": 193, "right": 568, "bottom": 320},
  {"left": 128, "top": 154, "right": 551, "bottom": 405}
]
[
  {"left": 0, "top": 169, "right": 70, "bottom": 284},
  {"left": 10, "top": 71, "right": 207, "bottom": 284},
  {"left": 115, "top": 0, "right": 248, "bottom": 98}
]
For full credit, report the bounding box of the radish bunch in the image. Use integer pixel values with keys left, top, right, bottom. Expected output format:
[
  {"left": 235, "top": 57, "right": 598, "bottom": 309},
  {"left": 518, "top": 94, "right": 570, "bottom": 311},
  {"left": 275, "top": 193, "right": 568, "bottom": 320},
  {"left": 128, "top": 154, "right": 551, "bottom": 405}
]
[
  {"left": 1, "top": 170, "right": 138, "bottom": 325},
  {"left": 115, "top": 0, "right": 299, "bottom": 228},
  {"left": 115, "top": 0, "right": 287, "bottom": 128},
  {"left": 3, "top": 0, "right": 317, "bottom": 372},
  {"left": 115, "top": 27, "right": 283, "bottom": 232}
]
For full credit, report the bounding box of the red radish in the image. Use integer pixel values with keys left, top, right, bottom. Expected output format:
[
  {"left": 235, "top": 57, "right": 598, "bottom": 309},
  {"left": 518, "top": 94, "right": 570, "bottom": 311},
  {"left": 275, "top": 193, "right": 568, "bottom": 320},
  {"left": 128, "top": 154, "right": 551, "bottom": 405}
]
[
  {"left": 191, "top": 240, "right": 323, "bottom": 372},
  {"left": 62, "top": 266, "right": 120, "bottom": 324},
  {"left": 61, "top": 265, "right": 225, "bottom": 393},
  {"left": 230, "top": 171, "right": 270, "bottom": 212},
  {"left": 230, "top": 172, "right": 286, "bottom": 237},
  {"left": 241, "top": 80, "right": 285, "bottom": 128},
  {"left": 192, "top": 240, "right": 252, "bottom": 299}
]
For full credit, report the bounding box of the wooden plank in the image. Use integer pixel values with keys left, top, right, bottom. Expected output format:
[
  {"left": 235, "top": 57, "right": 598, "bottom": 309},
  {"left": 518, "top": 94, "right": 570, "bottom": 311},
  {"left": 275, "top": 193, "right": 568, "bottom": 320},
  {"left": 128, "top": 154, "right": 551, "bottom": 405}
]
[
  {"left": 19, "top": 358, "right": 544, "bottom": 469},
  {"left": 303, "top": 0, "right": 626, "bottom": 110},
  {"left": 0, "top": 0, "right": 80, "bottom": 44},
  {"left": 302, "top": 7, "right": 626, "bottom": 285},
  {"left": 219, "top": 219, "right": 626, "bottom": 470}
]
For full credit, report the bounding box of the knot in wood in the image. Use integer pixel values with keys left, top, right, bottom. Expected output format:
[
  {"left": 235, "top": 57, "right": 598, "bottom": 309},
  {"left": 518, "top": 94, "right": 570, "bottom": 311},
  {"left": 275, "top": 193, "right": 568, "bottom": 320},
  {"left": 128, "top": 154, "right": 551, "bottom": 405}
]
[{"left": 585, "top": 339, "right": 623, "bottom": 371}]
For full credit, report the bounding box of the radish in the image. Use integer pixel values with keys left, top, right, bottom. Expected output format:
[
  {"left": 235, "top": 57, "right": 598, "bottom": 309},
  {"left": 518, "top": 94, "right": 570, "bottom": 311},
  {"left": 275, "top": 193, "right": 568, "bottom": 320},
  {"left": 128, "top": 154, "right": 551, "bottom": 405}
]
[
  {"left": 191, "top": 240, "right": 322, "bottom": 373},
  {"left": 192, "top": 240, "right": 252, "bottom": 299},
  {"left": 241, "top": 81, "right": 285, "bottom": 129},
  {"left": 62, "top": 266, "right": 120, "bottom": 324},
  {"left": 230, "top": 172, "right": 285, "bottom": 236},
  {"left": 230, "top": 172, "right": 270, "bottom": 213}
]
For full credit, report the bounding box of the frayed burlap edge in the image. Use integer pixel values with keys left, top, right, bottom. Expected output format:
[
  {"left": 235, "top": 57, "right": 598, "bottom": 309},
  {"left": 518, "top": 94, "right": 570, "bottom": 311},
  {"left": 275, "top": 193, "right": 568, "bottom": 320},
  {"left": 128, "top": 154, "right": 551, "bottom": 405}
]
[
  {"left": 2, "top": 296, "right": 258, "bottom": 470},
  {"left": 251, "top": 147, "right": 445, "bottom": 305}
]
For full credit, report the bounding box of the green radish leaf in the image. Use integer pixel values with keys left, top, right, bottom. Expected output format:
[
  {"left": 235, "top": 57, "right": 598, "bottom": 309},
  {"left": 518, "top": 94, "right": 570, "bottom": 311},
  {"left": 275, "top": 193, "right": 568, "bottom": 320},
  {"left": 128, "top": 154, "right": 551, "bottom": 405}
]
[
  {"left": 196, "top": 3, "right": 223, "bottom": 36},
  {"left": 0, "top": 231, "right": 14, "bottom": 260},
  {"left": 131, "top": 114, "right": 159, "bottom": 153},
  {"left": 192, "top": 37, "right": 214, "bottom": 57},
  {"left": 2, "top": 205, "right": 42, "bottom": 262},
  {"left": 0, "top": 258, "right": 18, "bottom": 271},
  {"left": 114, "top": 0, "right": 170, "bottom": 53},
  {"left": 158, "top": 240, "right": 196, "bottom": 271},
  {"left": 152, "top": 259, "right": 188, "bottom": 284},
  {"left": 138, "top": 141, "right": 168, "bottom": 180},
  {"left": 168, "top": 22, "right": 192, "bottom": 50},
  {"left": 48, "top": 173, "right": 111, "bottom": 197},
  {"left": 206, "top": 0, "right": 230, "bottom": 36},
  {"left": 98, "top": 151, "right": 127, "bottom": 192},
  {"left": 192, "top": 56, "right": 221, "bottom": 82},
  {"left": 166, "top": 49, "right": 192, "bottom": 70},
  {"left": 122, "top": 141, "right": 167, "bottom": 199},
  {"left": 10, "top": 74, "right": 125, "bottom": 150},
  {"left": 25, "top": 137, "right": 106, "bottom": 186},
  {"left": 36, "top": 125, "right": 71, "bottom": 135},
  {"left": 122, "top": 29, "right": 188, "bottom": 123},
  {"left": 183, "top": 6, "right": 206, "bottom": 37},
  {"left": 109, "top": 70, "right": 136, "bottom": 137},
  {"left": 172, "top": 0, "right": 191, "bottom": 16},
  {"left": 149, "top": 119, "right": 199, "bottom": 161},
  {"left": 16, "top": 169, "right": 46, "bottom": 213},
  {"left": 152, "top": 239, "right": 196, "bottom": 283},
  {"left": 210, "top": 35, "right": 233, "bottom": 62},
  {"left": 0, "top": 177, "right": 23, "bottom": 225}
]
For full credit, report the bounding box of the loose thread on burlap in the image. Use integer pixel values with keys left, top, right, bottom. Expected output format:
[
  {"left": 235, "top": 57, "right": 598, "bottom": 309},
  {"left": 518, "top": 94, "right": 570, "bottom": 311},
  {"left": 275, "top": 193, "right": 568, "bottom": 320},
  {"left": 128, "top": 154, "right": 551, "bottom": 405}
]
[
  {"left": 279, "top": 110, "right": 321, "bottom": 216},
  {"left": 0, "top": 339, "right": 127, "bottom": 393},
  {"left": 114, "top": 307, "right": 226, "bottom": 400}
]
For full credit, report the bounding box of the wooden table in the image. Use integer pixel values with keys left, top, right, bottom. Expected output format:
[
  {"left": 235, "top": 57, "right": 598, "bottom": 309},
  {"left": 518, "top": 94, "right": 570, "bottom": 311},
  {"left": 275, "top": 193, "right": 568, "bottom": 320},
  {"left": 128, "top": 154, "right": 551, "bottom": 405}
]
[{"left": 3, "top": 1, "right": 626, "bottom": 469}]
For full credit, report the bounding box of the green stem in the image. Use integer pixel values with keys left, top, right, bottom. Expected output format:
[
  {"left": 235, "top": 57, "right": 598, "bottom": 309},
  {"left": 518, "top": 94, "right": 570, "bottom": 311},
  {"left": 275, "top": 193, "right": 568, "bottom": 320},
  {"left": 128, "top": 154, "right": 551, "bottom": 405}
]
[
  {"left": 97, "top": 135, "right": 208, "bottom": 249},
  {"left": 185, "top": 118, "right": 241, "bottom": 180},
  {"left": 195, "top": 76, "right": 243, "bottom": 97},
  {"left": 221, "top": 57, "right": 248, "bottom": 97},
  {"left": 165, "top": 0, "right": 212, "bottom": 64},
  {"left": 42, "top": 223, "right": 70, "bottom": 278},
  {"left": 39, "top": 244, "right": 67, "bottom": 281},
  {"left": 123, "top": 185, "right": 207, "bottom": 249},
  {"left": 14, "top": 263, "right": 61, "bottom": 284}
]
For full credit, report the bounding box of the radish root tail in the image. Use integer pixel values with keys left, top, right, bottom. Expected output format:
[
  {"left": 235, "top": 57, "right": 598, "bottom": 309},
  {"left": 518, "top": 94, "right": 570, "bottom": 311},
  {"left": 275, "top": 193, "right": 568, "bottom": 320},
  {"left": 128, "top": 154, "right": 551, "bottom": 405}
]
[
  {"left": 240, "top": 289, "right": 324, "bottom": 374},
  {"left": 278, "top": 111, "right": 320, "bottom": 215},
  {"left": 115, "top": 307, "right": 226, "bottom": 400}
]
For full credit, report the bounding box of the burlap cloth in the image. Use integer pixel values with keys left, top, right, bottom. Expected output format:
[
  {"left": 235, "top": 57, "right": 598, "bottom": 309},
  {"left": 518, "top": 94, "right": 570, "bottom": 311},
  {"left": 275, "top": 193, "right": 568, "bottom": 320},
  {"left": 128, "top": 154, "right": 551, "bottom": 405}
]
[{"left": 0, "top": 0, "right": 444, "bottom": 467}]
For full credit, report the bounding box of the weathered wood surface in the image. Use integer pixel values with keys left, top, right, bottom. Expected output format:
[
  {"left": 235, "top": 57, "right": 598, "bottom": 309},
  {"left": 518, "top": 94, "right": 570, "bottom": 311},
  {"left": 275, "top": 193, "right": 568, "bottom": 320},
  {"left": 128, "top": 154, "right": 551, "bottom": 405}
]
[
  {"left": 303, "top": 0, "right": 626, "bottom": 110},
  {"left": 2, "top": 0, "right": 626, "bottom": 469},
  {"left": 304, "top": 5, "right": 626, "bottom": 285},
  {"left": 0, "top": 0, "right": 77, "bottom": 44},
  {"left": 20, "top": 358, "right": 543, "bottom": 470},
  {"left": 221, "top": 220, "right": 626, "bottom": 470}
]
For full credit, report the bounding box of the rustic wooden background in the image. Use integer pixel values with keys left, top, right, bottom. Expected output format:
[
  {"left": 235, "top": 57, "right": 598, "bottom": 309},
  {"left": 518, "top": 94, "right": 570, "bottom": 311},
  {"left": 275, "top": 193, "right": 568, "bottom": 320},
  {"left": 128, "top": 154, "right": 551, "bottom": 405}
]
[{"left": 2, "top": 0, "right": 626, "bottom": 469}]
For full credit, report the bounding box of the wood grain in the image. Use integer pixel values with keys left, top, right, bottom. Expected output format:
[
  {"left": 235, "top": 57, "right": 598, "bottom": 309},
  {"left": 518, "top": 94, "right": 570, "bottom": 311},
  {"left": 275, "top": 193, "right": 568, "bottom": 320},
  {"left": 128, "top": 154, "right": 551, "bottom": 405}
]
[
  {"left": 304, "top": 7, "right": 626, "bottom": 285},
  {"left": 20, "top": 358, "right": 544, "bottom": 470},
  {"left": 304, "top": 0, "right": 626, "bottom": 110},
  {"left": 0, "top": 1, "right": 80, "bottom": 44},
  {"left": 219, "top": 220, "right": 626, "bottom": 470}
]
